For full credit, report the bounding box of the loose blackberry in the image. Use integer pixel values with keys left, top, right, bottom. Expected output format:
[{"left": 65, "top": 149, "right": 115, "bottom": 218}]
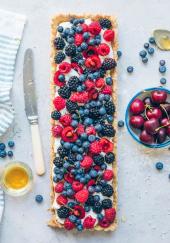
[
  {"left": 54, "top": 51, "right": 65, "bottom": 64},
  {"left": 71, "top": 53, "right": 83, "bottom": 63},
  {"left": 101, "top": 124, "right": 116, "bottom": 137},
  {"left": 92, "top": 201, "right": 102, "bottom": 213},
  {"left": 58, "top": 86, "right": 71, "bottom": 99},
  {"left": 99, "top": 18, "right": 112, "bottom": 29},
  {"left": 85, "top": 195, "right": 95, "bottom": 206},
  {"left": 101, "top": 184, "right": 114, "bottom": 197},
  {"left": 104, "top": 101, "right": 115, "bottom": 115},
  {"left": 66, "top": 100, "right": 79, "bottom": 114},
  {"left": 54, "top": 37, "right": 65, "bottom": 50},
  {"left": 89, "top": 107, "right": 100, "bottom": 119},
  {"left": 102, "top": 199, "right": 112, "bottom": 209},
  {"left": 51, "top": 110, "right": 61, "bottom": 120},
  {"left": 65, "top": 44, "right": 77, "bottom": 57},
  {"left": 105, "top": 152, "right": 115, "bottom": 164},
  {"left": 68, "top": 76, "right": 80, "bottom": 91},
  {"left": 57, "top": 206, "right": 70, "bottom": 219},
  {"left": 102, "top": 58, "right": 117, "bottom": 70},
  {"left": 53, "top": 157, "right": 63, "bottom": 167},
  {"left": 57, "top": 146, "right": 69, "bottom": 158},
  {"left": 93, "top": 155, "right": 104, "bottom": 166}
]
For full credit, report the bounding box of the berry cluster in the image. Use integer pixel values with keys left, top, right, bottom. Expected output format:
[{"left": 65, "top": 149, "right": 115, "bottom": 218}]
[{"left": 51, "top": 16, "right": 117, "bottom": 231}]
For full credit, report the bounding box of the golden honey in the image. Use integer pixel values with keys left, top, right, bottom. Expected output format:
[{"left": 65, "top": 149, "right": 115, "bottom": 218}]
[{"left": 159, "top": 37, "right": 170, "bottom": 50}]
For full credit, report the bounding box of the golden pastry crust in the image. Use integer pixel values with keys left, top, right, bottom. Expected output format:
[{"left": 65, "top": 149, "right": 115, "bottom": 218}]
[{"left": 49, "top": 14, "right": 118, "bottom": 231}]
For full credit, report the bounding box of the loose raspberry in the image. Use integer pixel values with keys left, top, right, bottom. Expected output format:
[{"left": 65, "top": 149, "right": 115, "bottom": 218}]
[
  {"left": 105, "top": 208, "right": 116, "bottom": 222},
  {"left": 88, "top": 88, "right": 99, "bottom": 100},
  {"left": 72, "top": 181, "right": 84, "bottom": 192},
  {"left": 87, "top": 179, "right": 96, "bottom": 188},
  {"left": 70, "top": 91, "right": 89, "bottom": 103},
  {"left": 93, "top": 165, "right": 101, "bottom": 171},
  {"left": 98, "top": 43, "right": 110, "bottom": 56},
  {"left": 64, "top": 218, "right": 75, "bottom": 230},
  {"left": 89, "top": 141, "right": 102, "bottom": 154},
  {"left": 85, "top": 55, "right": 101, "bottom": 70},
  {"left": 75, "top": 189, "right": 89, "bottom": 203},
  {"left": 73, "top": 205, "right": 85, "bottom": 219},
  {"left": 74, "top": 33, "right": 83, "bottom": 46},
  {"left": 59, "top": 114, "right": 72, "bottom": 126},
  {"left": 83, "top": 216, "right": 96, "bottom": 229},
  {"left": 54, "top": 182, "right": 64, "bottom": 193},
  {"left": 61, "top": 126, "right": 78, "bottom": 142},
  {"left": 56, "top": 195, "right": 68, "bottom": 205},
  {"left": 53, "top": 96, "right": 66, "bottom": 111},
  {"left": 103, "top": 29, "right": 115, "bottom": 42},
  {"left": 71, "top": 63, "right": 83, "bottom": 74},
  {"left": 86, "top": 126, "right": 96, "bottom": 135},
  {"left": 85, "top": 80, "right": 95, "bottom": 90},
  {"left": 89, "top": 21, "right": 101, "bottom": 35},
  {"left": 53, "top": 71, "right": 66, "bottom": 87},
  {"left": 103, "top": 169, "right": 114, "bottom": 181},
  {"left": 59, "top": 62, "right": 71, "bottom": 73},
  {"left": 102, "top": 85, "right": 112, "bottom": 95},
  {"left": 83, "top": 46, "right": 98, "bottom": 58},
  {"left": 95, "top": 78, "right": 105, "bottom": 88},
  {"left": 81, "top": 23, "right": 89, "bottom": 32},
  {"left": 100, "top": 138, "right": 113, "bottom": 153},
  {"left": 81, "top": 155, "right": 93, "bottom": 169},
  {"left": 64, "top": 173, "right": 74, "bottom": 183},
  {"left": 98, "top": 217, "right": 110, "bottom": 228},
  {"left": 52, "top": 125, "right": 63, "bottom": 137},
  {"left": 76, "top": 124, "right": 85, "bottom": 135}
]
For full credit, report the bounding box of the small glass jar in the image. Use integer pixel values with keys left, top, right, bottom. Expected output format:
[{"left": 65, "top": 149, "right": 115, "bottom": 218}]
[{"left": 0, "top": 161, "right": 33, "bottom": 196}]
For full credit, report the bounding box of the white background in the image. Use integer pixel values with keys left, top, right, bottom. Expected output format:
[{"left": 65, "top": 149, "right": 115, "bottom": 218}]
[{"left": 0, "top": 0, "right": 170, "bottom": 243}]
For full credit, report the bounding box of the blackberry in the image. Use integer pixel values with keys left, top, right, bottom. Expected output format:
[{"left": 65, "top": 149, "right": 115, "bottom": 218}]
[
  {"left": 58, "top": 86, "right": 71, "bottom": 99},
  {"left": 53, "top": 157, "right": 63, "bottom": 167},
  {"left": 54, "top": 51, "right": 65, "bottom": 64},
  {"left": 101, "top": 124, "right": 115, "bottom": 137},
  {"left": 99, "top": 69, "right": 106, "bottom": 78},
  {"left": 66, "top": 100, "right": 79, "bottom": 113},
  {"left": 102, "top": 199, "right": 112, "bottom": 209},
  {"left": 71, "top": 53, "right": 83, "bottom": 63},
  {"left": 51, "top": 110, "right": 61, "bottom": 120},
  {"left": 57, "top": 146, "right": 69, "bottom": 158},
  {"left": 93, "top": 155, "right": 104, "bottom": 166},
  {"left": 65, "top": 44, "right": 77, "bottom": 57},
  {"left": 101, "top": 184, "right": 114, "bottom": 197},
  {"left": 68, "top": 76, "right": 80, "bottom": 91},
  {"left": 99, "top": 18, "right": 112, "bottom": 29},
  {"left": 104, "top": 101, "right": 115, "bottom": 115},
  {"left": 89, "top": 107, "right": 100, "bottom": 119},
  {"left": 86, "top": 195, "right": 95, "bottom": 206},
  {"left": 92, "top": 201, "right": 102, "bottom": 213},
  {"left": 102, "top": 58, "right": 117, "bottom": 70},
  {"left": 54, "top": 37, "right": 65, "bottom": 50},
  {"left": 57, "top": 206, "right": 70, "bottom": 219},
  {"left": 105, "top": 152, "right": 115, "bottom": 164}
]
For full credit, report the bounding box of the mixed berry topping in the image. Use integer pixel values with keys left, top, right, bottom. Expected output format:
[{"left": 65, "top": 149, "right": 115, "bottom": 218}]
[{"left": 51, "top": 17, "right": 117, "bottom": 231}]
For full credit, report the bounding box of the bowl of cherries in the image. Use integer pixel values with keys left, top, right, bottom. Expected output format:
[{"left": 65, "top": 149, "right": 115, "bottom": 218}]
[{"left": 125, "top": 87, "right": 170, "bottom": 148}]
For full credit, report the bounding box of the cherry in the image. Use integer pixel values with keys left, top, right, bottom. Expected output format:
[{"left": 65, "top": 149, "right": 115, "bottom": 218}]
[
  {"left": 161, "top": 118, "right": 170, "bottom": 126},
  {"left": 143, "top": 97, "right": 153, "bottom": 106},
  {"left": 130, "top": 98, "right": 145, "bottom": 115},
  {"left": 151, "top": 90, "right": 167, "bottom": 104},
  {"left": 130, "top": 115, "right": 144, "bottom": 129},
  {"left": 160, "top": 103, "right": 170, "bottom": 115},
  {"left": 166, "top": 126, "right": 170, "bottom": 137},
  {"left": 146, "top": 108, "right": 162, "bottom": 120},
  {"left": 157, "top": 128, "right": 167, "bottom": 144},
  {"left": 140, "top": 130, "right": 154, "bottom": 144},
  {"left": 144, "top": 118, "right": 159, "bottom": 135}
]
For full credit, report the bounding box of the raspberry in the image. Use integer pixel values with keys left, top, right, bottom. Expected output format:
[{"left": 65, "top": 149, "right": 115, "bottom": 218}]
[
  {"left": 54, "top": 182, "right": 64, "bottom": 193},
  {"left": 75, "top": 189, "right": 89, "bottom": 203},
  {"left": 103, "top": 29, "right": 115, "bottom": 42},
  {"left": 53, "top": 71, "right": 66, "bottom": 87},
  {"left": 85, "top": 55, "right": 101, "bottom": 70},
  {"left": 56, "top": 195, "right": 68, "bottom": 205},
  {"left": 83, "top": 216, "right": 96, "bottom": 229},
  {"left": 101, "top": 184, "right": 114, "bottom": 197},
  {"left": 89, "top": 21, "right": 101, "bottom": 35},
  {"left": 54, "top": 51, "right": 65, "bottom": 64},
  {"left": 66, "top": 100, "right": 79, "bottom": 113},
  {"left": 58, "top": 86, "right": 71, "bottom": 99},
  {"left": 65, "top": 44, "right": 77, "bottom": 57},
  {"left": 85, "top": 80, "right": 95, "bottom": 90},
  {"left": 100, "top": 138, "right": 113, "bottom": 153},
  {"left": 59, "top": 62, "right": 71, "bottom": 73},
  {"left": 99, "top": 18, "right": 112, "bottom": 29},
  {"left": 89, "top": 141, "right": 102, "bottom": 154},
  {"left": 64, "top": 173, "right": 74, "bottom": 183},
  {"left": 64, "top": 218, "right": 75, "bottom": 230},
  {"left": 83, "top": 46, "right": 98, "bottom": 58},
  {"left": 72, "top": 181, "right": 84, "bottom": 192},
  {"left": 95, "top": 78, "right": 105, "bottom": 88},
  {"left": 54, "top": 37, "right": 65, "bottom": 50},
  {"left": 52, "top": 125, "right": 63, "bottom": 137},
  {"left": 98, "top": 217, "right": 110, "bottom": 228},
  {"left": 102, "top": 199, "right": 113, "bottom": 209},
  {"left": 98, "top": 43, "right": 110, "bottom": 56},
  {"left": 81, "top": 23, "right": 89, "bottom": 32},
  {"left": 103, "top": 169, "right": 114, "bottom": 181},
  {"left": 87, "top": 179, "right": 96, "bottom": 188},
  {"left": 71, "top": 63, "right": 83, "bottom": 74},
  {"left": 86, "top": 126, "right": 96, "bottom": 135},
  {"left": 59, "top": 114, "right": 72, "bottom": 126},
  {"left": 93, "top": 165, "right": 101, "bottom": 171},
  {"left": 105, "top": 208, "right": 116, "bottom": 223},
  {"left": 88, "top": 88, "right": 99, "bottom": 100},
  {"left": 73, "top": 205, "right": 85, "bottom": 219},
  {"left": 53, "top": 96, "right": 66, "bottom": 111},
  {"left": 77, "top": 124, "right": 85, "bottom": 135},
  {"left": 70, "top": 91, "right": 89, "bottom": 103},
  {"left": 57, "top": 206, "right": 70, "bottom": 219},
  {"left": 102, "top": 58, "right": 117, "bottom": 70},
  {"left": 61, "top": 126, "right": 78, "bottom": 142},
  {"left": 81, "top": 155, "right": 93, "bottom": 169},
  {"left": 102, "top": 85, "right": 112, "bottom": 95},
  {"left": 74, "top": 33, "right": 83, "bottom": 46}
]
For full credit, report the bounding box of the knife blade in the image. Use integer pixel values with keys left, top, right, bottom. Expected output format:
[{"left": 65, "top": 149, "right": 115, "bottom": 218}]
[{"left": 23, "top": 48, "right": 45, "bottom": 176}]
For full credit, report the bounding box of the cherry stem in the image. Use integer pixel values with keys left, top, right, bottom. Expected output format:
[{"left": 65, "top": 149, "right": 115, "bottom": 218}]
[
  {"left": 144, "top": 104, "right": 152, "bottom": 120},
  {"left": 155, "top": 123, "right": 170, "bottom": 132},
  {"left": 160, "top": 104, "right": 170, "bottom": 120}
]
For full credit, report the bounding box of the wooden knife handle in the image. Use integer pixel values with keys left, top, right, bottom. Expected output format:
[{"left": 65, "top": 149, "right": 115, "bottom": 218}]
[{"left": 30, "top": 124, "right": 45, "bottom": 176}]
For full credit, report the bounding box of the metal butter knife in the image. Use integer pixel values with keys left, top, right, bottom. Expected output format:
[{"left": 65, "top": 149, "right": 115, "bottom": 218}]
[{"left": 23, "top": 48, "right": 45, "bottom": 176}]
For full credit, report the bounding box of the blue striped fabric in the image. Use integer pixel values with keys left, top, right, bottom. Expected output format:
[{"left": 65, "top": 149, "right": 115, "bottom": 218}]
[{"left": 0, "top": 189, "right": 4, "bottom": 223}]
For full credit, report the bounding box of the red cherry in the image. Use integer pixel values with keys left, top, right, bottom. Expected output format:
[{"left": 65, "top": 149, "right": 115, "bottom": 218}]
[
  {"left": 130, "top": 98, "right": 145, "bottom": 115},
  {"left": 157, "top": 128, "right": 167, "bottom": 144},
  {"left": 151, "top": 90, "right": 167, "bottom": 104},
  {"left": 166, "top": 126, "right": 170, "bottom": 136},
  {"left": 161, "top": 118, "right": 170, "bottom": 126},
  {"left": 139, "top": 130, "right": 154, "bottom": 144},
  {"left": 144, "top": 118, "right": 159, "bottom": 135},
  {"left": 130, "top": 115, "right": 144, "bottom": 129},
  {"left": 146, "top": 108, "right": 162, "bottom": 120}
]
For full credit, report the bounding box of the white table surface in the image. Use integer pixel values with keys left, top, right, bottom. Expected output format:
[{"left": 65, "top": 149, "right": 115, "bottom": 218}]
[{"left": 0, "top": 0, "right": 170, "bottom": 242}]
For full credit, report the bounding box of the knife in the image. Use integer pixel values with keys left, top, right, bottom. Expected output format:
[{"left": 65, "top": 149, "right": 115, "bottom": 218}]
[{"left": 23, "top": 48, "right": 45, "bottom": 176}]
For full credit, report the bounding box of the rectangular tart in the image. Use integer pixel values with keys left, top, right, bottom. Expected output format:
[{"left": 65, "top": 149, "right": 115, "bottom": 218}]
[{"left": 49, "top": 14, "right": 118, "bottom": 231}]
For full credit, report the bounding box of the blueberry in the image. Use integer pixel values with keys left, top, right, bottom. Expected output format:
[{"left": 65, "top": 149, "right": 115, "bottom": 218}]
[
  {"left": 35, "top": 195, "right": 43, "bottom": 203},
  {"left": 97, "top": 214, "right": 104, "bottom": 220},
  {"left": 117, "top": 50, "right": 122, "bottom": 58},
  {"left": 89, "top": 39, "right": 95, "bottom": 45},
  {"left": 118, "top": 120, "right": 124, "bottom": 127},
  {"left": 54, "top": 167, "right": 60, "bottom": 174},
  {"left": 149, "top": 37, "right": 155, "bottom": 44},
  {"left": 85, "top": 174, "right": 91, "bottom": 181},
  {"left": 90, "top": 169, "right": 98, "bottom": 178},
  {"left": 144, "top": 43, "right": 149, "bottom": 49},
  {"left": 77, "top": 47, "right": 82, "bottom": 52},
  {"left": 88, "top": 73, "right": 94, "bottom": 80},
  {"left": 81, "top": 133, "right": 88, "bottom": 140},
  {"left": 67, "top": 37, "right": 74, "bottom": 44},
  {"left": 84, "top": 118, "right": 93, "bottom": 126},
  {"left": 58, "top": 74, "right": 65, "bottom": 82},
  {"left": 62, "top": 190, "right": 67, "bottom": 196},
  {"left": 64, "top": 28, "right": 70, "bottom": 35},
  {"left": 99, "top": 94, "right": 105, "bottom": 101},
  {"left": 104, "top": 94, "right": 110, "bottom": 101},
  {"left": 84, "top": 109, "right": 89, "bottom": 115},
  {"left": 57, "top": 26, "right": 63, "bottom": 33},
  {"left": 160, "top": 78, "right": 166, "bottom": 85},
  {"left": 88, "top": 186, "right": 95, "bottom": 193},
  {"left": 79, "top": 74, "right": 86, "bottom": 82},
  {"left": 95, "top": 185, "right": 102, "bottom": 192},
  {"left": 81, "top": 42, "right": 88, "bottom": 50},
  {"left": 71, "top": 120, "right": 78, "bottom": 128},
  {"left": 63, "top": 162, "right": 69, "bottom": 168},
  {"left": 76, "top": 154, "right": 83, "bottom": 161},
  {"left": 7, "top": 151, "right": 13, "bottom": 157},
  {"left": 106, "top": 77, "right": 113, "bottom": 85},
  {"left": 99, "top": 107, "right": 106, "bottom": 115},
  {"left": 127, "top": 66, "right": 134, "bottom": 73},
  {"left": 107, "top": 115, "right": 113, "bottom": 123},
  {"left": 68, "top": 202, "right": 75, "bottom": 208},
  {"left": 139, "top": 50, "right": 147, "bottom": 58},
  {"left": 76, "top": 26, "right": 83, "bottom": 33},
  {"left": 75, "top": 161, "right": 80, "bottom": 169},
  {"left": 160, "top": 60, "right": 166, "bottom": 66},
  {"left": 77, "top": 224, "right": 83, "bottom": 231},
  {"left": 88, "top": 135, "right": 96, "bottom": 142},
  {"left": 80, "top": 177, "right": 86, "bottom": 183},
  {"left": 85, "top": 205, "right": 90, "bottom": 212},
  {"left": 0, "top": 143, "right": 6, "bottom": 150},
  {"left": 75, "top": 174, "right": 81, "bottom": 180},
  {"left": 75, "top": 139, "right": 82, "bottom": 146},
  {"left": 148, "top": 47, "right": 154, "bottom": 55},
  {"left": 90, "top": 101, "right": 97, "bottom": 107},
  {"left": 78, "top": 60, "right": 84, "bottom": 66},
  {"left": 93, "top": 72, "right": 99, "bottom": 79},
  {"left": 142, "top": 57, "right": 148, "bottom": 63},
  {"left": 155, "top": 162, "right": 163, "bottom": 170},
  {"left": 101, "top": 163, "right": 107, "bottom": 170},
  {"left": 63, "top": 142, "right": 72, "bottom": 150},
  {"left": 95, "top": 124, "right": 102, "bottom": 131},
  {"left": 67, "top": 189, "right": 74, "bottom": 196},
  {"left": 69, "top": 215, "right": 77, "bottom": 223},
  {"left": 0, "top": 151, "right": 6, "bottom": 158},
  {"left": 83, "top": 32, "right": 90, "bottom": 40},
  {"left": 53, "top": 175, "right": 60, "bottom": 183},
  {"left": 82, "top": 141, "right": 90, "bottom": 148},
  {"left": 159, "top": 66, "right": 166, "bottom": 73},
  {"left": 79, "top": 18, "right": 85, "bottom": 24},
  {"left": 94, "top": 195, "right": 100, "bottom": 201},
  {"left": 69, "top": 29, "right": 75, "bottom": 36},
  {"left": 72, "top": 145, "right": 78, "bottom": 152},
  {"left": 95, "top": 39, "right": 101, "bottom": 45}
]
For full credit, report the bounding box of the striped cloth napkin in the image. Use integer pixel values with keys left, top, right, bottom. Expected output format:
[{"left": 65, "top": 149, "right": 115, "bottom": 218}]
[{"left": 0, "top": 9, "right": 26, "bottom": 137}]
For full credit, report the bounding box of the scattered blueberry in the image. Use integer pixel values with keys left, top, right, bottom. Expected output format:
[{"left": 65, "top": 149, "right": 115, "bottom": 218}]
[
  {"left": 142, "top": 57, "right": 148, "bottom": 63},
  {"left": 139, "top": 50, "right": 147, "bottom": 58},
  {"left": 160, "top": 78, "right": 167, "bottom": 85},
  {"left": 148, "top": 47, "right": 154, "bottom": 55},
  {"left": 35, "top": 195, "right": 43, "bottom": 203},
  {"left": 0, "top": 143, "right": 5, "bottom": 150},
  {"left": 159, "top": 60, "right": 166, "bottom": 66},
  {"left": 118, "top": 120, "right": 124, "bottom": 127},
  {"left": 0, "top": 151, "right": 6, "bottom": 158},
  {"left": 7, "top": 151, "right": 13, "bottom": 157},
  {"left": 168, "top": 174, "right": 170, "bottom": 180},
  {"left": 149, "top": 37, "right": 155, "bottom": 44},
  {"left": 127, "top": 66, "right": 134, "bottom": 73},
  {"left": 155, "top": 162, "right": 163, "bottom": 170},
  {"left": 159, "top": 66, "right": 166, "bottom": 73},
  {"left": 57, "top": 26, "right": 63, "bottom": 33},
  {"left": 144, "top": 43, "right": 149, "bottom": 49},
  {"left": 117, "top": 50, "right": 122, "bottom": 58}
]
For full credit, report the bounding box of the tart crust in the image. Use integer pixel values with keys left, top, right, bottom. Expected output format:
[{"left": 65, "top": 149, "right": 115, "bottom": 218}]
[{"left": 49, "top": 14, "right": 118, "bottom": 231}]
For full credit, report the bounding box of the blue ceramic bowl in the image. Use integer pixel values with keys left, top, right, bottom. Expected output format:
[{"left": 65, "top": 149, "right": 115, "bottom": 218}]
[{"left": 125, "top": 87, "right": 170, "bottom": 148}]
